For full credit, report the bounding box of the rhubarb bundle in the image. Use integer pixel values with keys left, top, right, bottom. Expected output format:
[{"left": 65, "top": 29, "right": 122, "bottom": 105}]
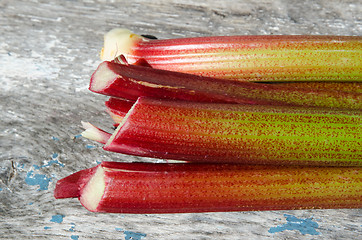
[
  {"left": 55, "top": 29, "right": 362, "bottom": 214},
  {"left": 54, "top": 162, "right": 362, "bottom": 213}
]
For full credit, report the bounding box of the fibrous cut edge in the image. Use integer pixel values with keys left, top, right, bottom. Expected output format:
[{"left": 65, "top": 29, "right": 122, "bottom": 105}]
[
  {"left": 104, "top": 98, "right": 138, "bottom": 149},
  {"left": 79, "top": 165, "right": 105, "bottom": 212},
  {"left": 101, "top": 28, "right": 146, "bottom": 61},
  {"left": 81, "top": 121, "right": 111, "bottom": 144}
]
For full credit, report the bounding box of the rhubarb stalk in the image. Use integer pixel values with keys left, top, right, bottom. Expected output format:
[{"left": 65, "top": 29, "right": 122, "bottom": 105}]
[
  {"left": 101, "top": 28, "right": 362, "bottom": 82},
  {"left": 92, "top": 97, "right": 361, "bottom": 166},
  {"left": 90, "top": 60, "right": 362, "bottom": 110},
  {"left": 105, "top": 97, "right": 134, "bottom": 124},
  {"left": 54, "top": 161, "right": 362, "bottom": 213}
]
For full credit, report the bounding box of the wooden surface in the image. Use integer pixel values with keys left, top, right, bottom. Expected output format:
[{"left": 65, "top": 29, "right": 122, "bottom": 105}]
[{"left": 0, "top": 0, "right": 361, "bottom": 239}]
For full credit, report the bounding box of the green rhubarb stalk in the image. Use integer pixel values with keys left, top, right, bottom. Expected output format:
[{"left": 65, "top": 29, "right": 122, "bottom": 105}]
[{"left": 101, "top": 28, "right": 362, "bottom": 82}]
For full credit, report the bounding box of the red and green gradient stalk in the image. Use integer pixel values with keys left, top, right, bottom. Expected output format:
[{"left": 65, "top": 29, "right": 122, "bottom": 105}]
[
  {"left": 101, "top": 28, "right": 362, "bottom": 82},
  {"left": 89, "top": 60, "right": 362, "bottom": 110},
  {"left": 84, "top": 97, "right": 362, "bottom": 166}
]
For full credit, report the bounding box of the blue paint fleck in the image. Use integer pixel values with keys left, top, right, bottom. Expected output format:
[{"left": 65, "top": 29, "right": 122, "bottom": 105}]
[
  {"left": 28, "top": 202, "right": 33, "bottom": 205},
  {"left": 96, "top": 160, "right": 102, "bottom": 165},
  {"left": 44, "top": 226, "right": 51, "bottom": 230},
  {"left": 33, "top": 164, "right": 41, "bottom": 170},
  {"left": 124, "top": 231, "right": 147, "bottom": 240},
  {"left": 70, "top": 235, "right": 79, "bottom": 240},
  {"left": 74, "top": 134, "right": 82, "bottom": 139},
  {"left": 50, "top": 214, "right": 65, "bottom": 223},
  {"left": 0, "top": 187, "right": 2, "bottom": 191},
  {"left": 115, "top": 228, "right": 123, "bottom": 232},
  {"left": 25, "top": 170, "right": 52, "bottom": 191},
  {"left": 85, "top": 144, "right": 96, "bottom": 149},
  {"left": 52, "top": 136, "right": 60, "bottom": 141},
  {"left": 45, "top": 159, "right": 65, "bottom": 168},
  {"left": 69, "top": 223, "right": 76, "bottom": 232},
  {"left": 268, "top": 214, "right": 320, "bottom": 235},
  {"left": 33, "top": 156, "right": 65, "bottom": 170},
  {"left": 16, "top": 163, "right": 25, "bottom": 169}
]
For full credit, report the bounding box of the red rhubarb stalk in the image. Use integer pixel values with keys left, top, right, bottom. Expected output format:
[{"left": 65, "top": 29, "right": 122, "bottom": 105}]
[
  {"left": 54, "top": 161, "right": 362, "bottom": 213},
  {"left": 101, "top": 28, "right": 362, "bottom": 82},
  {"left": 105, "top": 97, "right": 134, "bottom": 124},
  {"left": 92, "top": 97, "right": 361, "bottom": 166},
  {"left": 90, "top": 60, "right": 362, "bottom": 110}
]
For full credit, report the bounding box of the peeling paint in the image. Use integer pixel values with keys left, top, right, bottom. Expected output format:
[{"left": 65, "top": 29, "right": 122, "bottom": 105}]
[
  {"left": 116, "top": 228, "right": 147, "bottom": 240},
  {"left": 269, "top": 214, "right": 320, "bottom": 235},
  {"left": 50, "top": 214, "right": 65, "bottom": 223},
  {"left": 25, "top": 170, "right": 52, "bottom": 191},
  {"left": 52, "top": 136, "right": 60, "bottom": 141},
  {"left": 85, "top": 144, "right": 96, "bottom": 149},
  {"left": 124, "top": 231, "right": 147, "bottom": 240}
]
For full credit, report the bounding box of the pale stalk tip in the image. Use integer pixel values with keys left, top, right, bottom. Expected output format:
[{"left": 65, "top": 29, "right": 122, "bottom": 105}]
[
  {"left": 81, "top": 121, "right": 93, "bottom": 130},
  {"left": 105, "top": 109, "right": 124, "bottom": 124},
  {"left": 79, "top": 165, "right": 105, "bottom": 212},
  {"left": 101, "top": 28, "right": 145, "bottom": 61},
  {"left": 90, "top": 62, "right": 119, "bottom": 92},
  {"left": 80, "top": 122, "right": 111, "bottom": 144}
]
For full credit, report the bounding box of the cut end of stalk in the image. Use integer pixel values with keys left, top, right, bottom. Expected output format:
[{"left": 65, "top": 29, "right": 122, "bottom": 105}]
[
  {"left": 54, "top": 166, "right": 97, "bottom": 199},
  {"left": 100, "top": 28, "right": 145, "bottom": 61},
  {"left": 104, "top": 98, "right": 139, "bottom": 149},
  {"left": 105, "top": 108, "right": 124, "bottom": 125},
  {"left": 81, "top": 121, "right": 111, "bottom": 144},
  {"left": 105, "top": 97, "right": 135, "bottom": 124},
  {"left": 79, "top": 165, "right": 105, "bottom": 212},
  {"left": 89, "top": 62, "right": 119, "bottom": 92}
]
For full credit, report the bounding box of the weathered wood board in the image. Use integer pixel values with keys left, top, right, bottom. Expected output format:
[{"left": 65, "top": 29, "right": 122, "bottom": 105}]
[{"left": 1, "top": 0, "right": 361, "bottom": 239}]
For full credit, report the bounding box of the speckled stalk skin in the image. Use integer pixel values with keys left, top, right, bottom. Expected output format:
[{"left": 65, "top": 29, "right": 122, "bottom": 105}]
[
  {"left": 123, "top": 35, "right": 362, "bottom": 82},
  {"left": 55, "top": 161, "right": 362, "bottom": 213},
  {"left": 90, "top": 61, "right": 362, "bottom": 110},
  {"left": 90, "top": 61, "right": 267, "bottom": 105},
  {"left": 275, "top": 82, "right": 362, "bottom": 94},
  {"left": 105, "top": 97, "right": 362, "bottom": 166}
]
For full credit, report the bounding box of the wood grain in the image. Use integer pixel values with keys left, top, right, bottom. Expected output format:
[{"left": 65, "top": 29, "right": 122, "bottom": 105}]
[{"left": 0, "top": 0, "right": 361, "bottom": 239}]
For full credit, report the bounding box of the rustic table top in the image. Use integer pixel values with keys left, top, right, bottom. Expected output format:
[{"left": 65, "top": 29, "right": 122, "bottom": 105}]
[{"left": 1, "top": 0, "right": 361, "bottom": 239}]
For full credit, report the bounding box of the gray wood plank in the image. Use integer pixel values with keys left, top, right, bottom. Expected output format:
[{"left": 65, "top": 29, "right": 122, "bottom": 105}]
[{"left": 1, "top": 0, "right": 361, "bottom": 239}]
